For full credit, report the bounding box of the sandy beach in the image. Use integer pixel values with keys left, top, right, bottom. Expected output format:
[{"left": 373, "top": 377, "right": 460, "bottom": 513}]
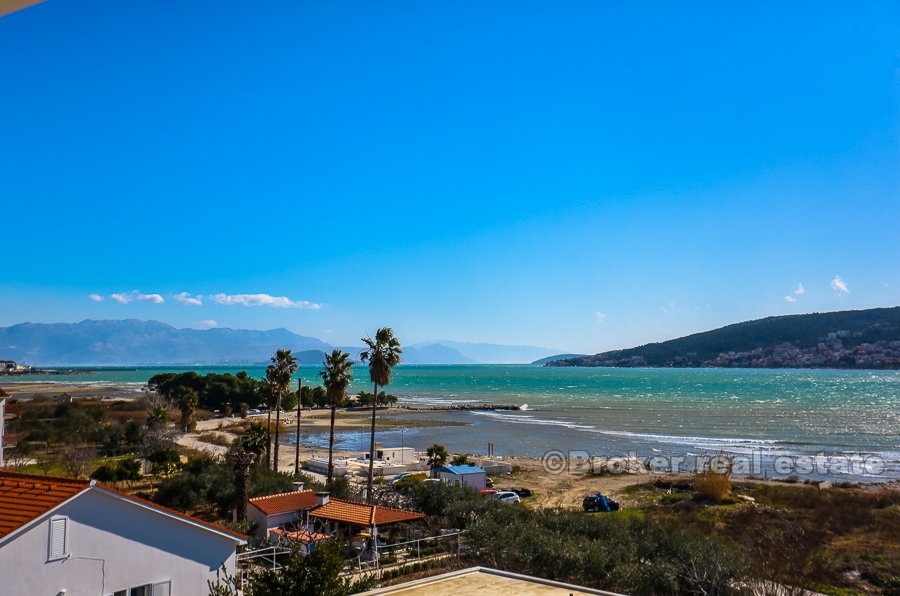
[{"left": 179, "top": 415, "right": 692, "bottom": 510}]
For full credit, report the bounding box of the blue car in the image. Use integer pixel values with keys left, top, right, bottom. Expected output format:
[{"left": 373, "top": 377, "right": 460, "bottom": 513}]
[{"left": 582, "top": 493, "right": 620, "bottom": 512}]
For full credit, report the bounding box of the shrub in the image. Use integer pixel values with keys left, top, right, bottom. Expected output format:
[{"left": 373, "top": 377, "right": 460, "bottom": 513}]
[{"left": 694, "top": 456, "right": 732, "bottom": 502}]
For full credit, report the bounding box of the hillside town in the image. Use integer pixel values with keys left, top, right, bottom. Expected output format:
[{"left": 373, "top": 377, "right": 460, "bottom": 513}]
[{"left": 710, "top": 338, "right": 900, "bottom": 369}]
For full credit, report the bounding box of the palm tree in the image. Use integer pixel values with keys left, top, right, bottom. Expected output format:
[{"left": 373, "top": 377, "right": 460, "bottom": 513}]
[
  {"left": 426, "top": 444, "right": 449, "bottom": 477},
  {"left": 231, "top": 423, "right": 267, "bottom": 521},
  {"left": 359, "top": 327, "right": 402, "bottom": 503},
  {"left": 174, "top": 386, "right": 199, "bottom": 432},
  {"left": 266, "top": 348, "right": 299, "bottom": 472},
  {"left": 319, "top": 349, "right": 354, "bottom": 486}
]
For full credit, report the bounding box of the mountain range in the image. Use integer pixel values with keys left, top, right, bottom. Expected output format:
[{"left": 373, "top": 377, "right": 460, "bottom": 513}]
[{"left": 0, "top": 319, "right": 560, "bottom": 366}]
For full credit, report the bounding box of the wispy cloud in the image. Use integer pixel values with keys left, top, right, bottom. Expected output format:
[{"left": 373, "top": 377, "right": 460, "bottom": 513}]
[
  {"left": 88, "top": 293, "right": 104, "bottom": 302},
  {"left": 109, "top": 290, "right": 165, "bottom": 304},
  {"left": 662, "top": 301, "right": 680, "bottom": 315},
  {"left": 784, "top": 295, "right": 797, "bottom": 303},
  {"left": 595, "top": 311, "right": 607, "bottom": 323},
  {"left": 174, "top": 292, "right": 203, "bottom": 306},
  {"left": 795, "top": 283, "right": 805, "bottom": 295},
  {"left": 831, "top": 275, "right": 850, "bottom": 294},
  {"left": 210, "top": 293, "right": 322, "bottom": 309},
  {"left": 197, "top": 319, "right": 218, "bottom": 329}
]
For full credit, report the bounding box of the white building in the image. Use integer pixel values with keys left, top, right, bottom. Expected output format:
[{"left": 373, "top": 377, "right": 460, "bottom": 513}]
[{"left": 0, "top": 471, "right": 246, "bottom": 596}]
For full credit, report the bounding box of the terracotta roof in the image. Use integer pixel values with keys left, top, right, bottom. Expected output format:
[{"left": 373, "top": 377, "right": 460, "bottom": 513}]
[
  {"left": 0, "top": 471, "right": 246, "bottom": 543},
  {"left": 310, "top": 498, "right": 425, "bottom": 527},
  {"left": 269, "top": 527, "right": 331, "bottom": 543},
  {"left": 0, "top": 471, "right": 90, "bottom": 538},
  {"left": 249, "top": 490, "right": 319, "bottom": 516}
]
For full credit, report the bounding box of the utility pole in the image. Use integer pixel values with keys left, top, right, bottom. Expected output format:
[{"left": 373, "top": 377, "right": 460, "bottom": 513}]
[{"left": 294, "top": 377, "right": 302, "bottom": 477}]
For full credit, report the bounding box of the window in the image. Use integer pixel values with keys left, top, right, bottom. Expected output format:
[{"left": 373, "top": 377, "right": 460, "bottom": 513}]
[
  {"left": 126, "top": 581, "right": 170, "bottom": 596},
  {"left": 47, "top": 516, "right": 67, "bottom": 561}
]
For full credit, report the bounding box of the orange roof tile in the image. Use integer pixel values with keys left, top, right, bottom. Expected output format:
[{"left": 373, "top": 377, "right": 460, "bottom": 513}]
[
  {"left": 269, "top": 527, "right": 331, "bottom": 543},
  {"left": 310, "top": 498, "right": 425, "bottom": 527},
  {"left": 249, "top": 490, "right": 319, "bottom": 516},
  {"left": 0, "top": 471, "right": 90, "bottom": 538}
]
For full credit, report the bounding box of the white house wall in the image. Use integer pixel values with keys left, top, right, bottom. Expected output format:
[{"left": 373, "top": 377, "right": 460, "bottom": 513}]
[{"left": 0, "top": 489, "right": 239, "bottom": 596}]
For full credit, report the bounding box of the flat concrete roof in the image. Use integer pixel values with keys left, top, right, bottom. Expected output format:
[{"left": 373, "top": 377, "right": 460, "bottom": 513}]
[{"left": 360, "top": 566, "right": 623, "bottom": 596}]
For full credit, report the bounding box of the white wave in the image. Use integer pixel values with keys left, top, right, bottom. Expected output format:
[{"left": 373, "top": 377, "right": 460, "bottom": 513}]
[{"left": 469, "top": 410, "right": 595, "bottom": 430}]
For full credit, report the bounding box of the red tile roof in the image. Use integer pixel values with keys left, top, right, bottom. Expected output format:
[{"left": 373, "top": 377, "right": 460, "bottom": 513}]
[
  {"left": 310, "top": 498, "right": 425, "bottom": 527},
  {"left": 269, "top": 527, "right": 331, "bottom": 543},
  {"left": 0, "top": 471, "right": 90, "bottom": 538},
  {"left": 249, "top": 490, "right": 319, "bottom": 516},
  {"left": 0, "top": 471, "right": 246, "bottom": 542}
]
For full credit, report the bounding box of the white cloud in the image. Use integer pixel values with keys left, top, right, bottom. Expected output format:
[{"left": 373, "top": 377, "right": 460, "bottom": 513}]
[
  {"left": 109, "top": 290, "right": 164, "bottom": 304},
  {"left": 595, "top": 311, "right": 607, "bottom": 323},
  {"left": 174, "top": 292, "right": 203, "bottom": 306},
  {"left": 137, "top": 292, "right": 165, "bottom": 304},
  {"left": 831, "top": 275, "right": 850, "bottom": 294},
  {"left": 197, "top": 319, "right": 218, "bottom": 329},
  {"left": 784, "top": 295, "right": 797, "bottom": 303},
  {"left": 88, "top": 293, "right": 104, "bottom": 302},
  {"left": 794, "top": 283, "right": 805, "bottom": 295},
  {"left": 210, "top": 293, "right": 322, "bottom": 309}
]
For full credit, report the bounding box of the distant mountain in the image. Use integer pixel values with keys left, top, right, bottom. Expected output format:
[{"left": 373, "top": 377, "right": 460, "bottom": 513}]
[
  {"left": 547, "top": 307, "right": 900, "bottom": 369},
  {"left": 0, "top": 320, "right": 331, "bottom": 366},
  {"left": 0, "top": 320, "right": 564, "bottom": 366}
]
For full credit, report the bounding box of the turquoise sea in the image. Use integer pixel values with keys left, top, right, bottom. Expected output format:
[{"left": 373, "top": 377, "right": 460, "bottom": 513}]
[{"left": 12, "top": 365, "right": 900, "bottom": 481}]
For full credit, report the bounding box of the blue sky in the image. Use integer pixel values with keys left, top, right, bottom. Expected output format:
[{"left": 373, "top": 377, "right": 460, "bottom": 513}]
[{"left": 1, "top": 1, "right": 898, "bottom": 354}]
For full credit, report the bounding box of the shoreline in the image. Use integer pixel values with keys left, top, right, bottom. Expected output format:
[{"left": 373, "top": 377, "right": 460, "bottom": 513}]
[{"left": 4, "top": 381, "right": 897, "bottom": 485}]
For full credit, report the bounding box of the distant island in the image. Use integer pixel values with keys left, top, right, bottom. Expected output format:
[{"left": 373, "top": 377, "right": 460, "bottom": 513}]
[{"left": 546, "top": 307, "right": 900, "bottom": 369}]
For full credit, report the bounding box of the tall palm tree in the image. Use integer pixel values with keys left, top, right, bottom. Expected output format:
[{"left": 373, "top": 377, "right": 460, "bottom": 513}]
[
  {"left": 359, "top": 327, "right": 402, "bottom": 503},
  {"left": 426, "top": 444, "right": 449, "bottom": 477},
  {"left": 266, "top": 348, "right": 298, "bottom": 472},
  {"left": 232, "top": 422, "right": 268, "bottom": 521},
  {"left": 319, "top": 349, "right": 354, "bottom": 486}
]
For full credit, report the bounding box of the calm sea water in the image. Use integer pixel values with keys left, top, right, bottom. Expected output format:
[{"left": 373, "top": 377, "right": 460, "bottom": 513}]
[{"left": 13, "top": 365, "right": 900, "bottom": 481}]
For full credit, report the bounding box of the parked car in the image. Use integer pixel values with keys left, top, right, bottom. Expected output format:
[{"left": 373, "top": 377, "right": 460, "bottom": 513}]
[
  {"left": 389, "top": 471, "right": 427, "bottom": 489},
  {"left": 491, "top": 491, "right": 521, "bottom": 504},
  {"left": 498, "top": 487, "right": 532, "bottom": 498},
  {"left": 582, "top": 493, "right": 620, "bottom": 512}
]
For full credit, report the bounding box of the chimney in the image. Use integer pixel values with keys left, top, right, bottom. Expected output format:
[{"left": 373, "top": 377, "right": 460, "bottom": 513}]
[
  {"left": 315, "top": 491, "right": 330, "bottom": 507},
  {"left": 292, "top": 481, "right": 305, "bottom": 492}
]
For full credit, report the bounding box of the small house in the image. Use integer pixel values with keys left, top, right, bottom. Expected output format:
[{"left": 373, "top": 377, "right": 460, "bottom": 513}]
[
  {"left": 247, "top": 488, "right": 323, "bottom": 541},
  {"left": 435, "top": 464, "right": 488, "bottom": 490},
  {"left": 0, "top": 471, "right": 246, "bottom": 596}
]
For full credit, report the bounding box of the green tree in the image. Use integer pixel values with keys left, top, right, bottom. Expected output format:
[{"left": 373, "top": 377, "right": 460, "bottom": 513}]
[
  {"left": 426, "top": 444, "right": 449, "bottom": 476},
  {"left": 359, "top": 327, "right": 402, "bottom": 503},
  {"left": 246, "top": 540, "right": 354, "bottom": 596},
  {"left": 319, "top": 349, "right": 354, "bottom": 485},
  {"left": 451, "top": 453, "right": 469, "bottom": 466},
  {"left": 174, "top": 386, "right": 199, "bottom": 432},
  {"left": 266, "top": 349, "right": 299, "bottom": 471}
]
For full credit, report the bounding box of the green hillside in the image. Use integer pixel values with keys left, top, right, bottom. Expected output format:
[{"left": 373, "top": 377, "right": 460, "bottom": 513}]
[{"left": 547, "top": 307, "right": 900, "bottom": 369}]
